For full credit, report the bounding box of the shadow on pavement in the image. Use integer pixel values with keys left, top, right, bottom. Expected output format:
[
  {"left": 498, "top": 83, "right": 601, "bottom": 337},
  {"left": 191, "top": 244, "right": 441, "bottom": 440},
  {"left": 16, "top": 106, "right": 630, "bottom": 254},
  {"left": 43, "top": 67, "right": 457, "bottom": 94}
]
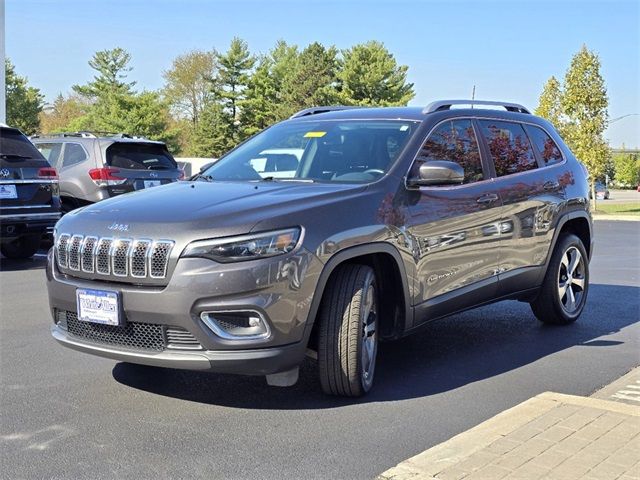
[
  {"left": 0, "top": 251, "right": 49, "bottom": 272},
  {"left": 112, "top": 283, "right": 639, "bottom": 408}
]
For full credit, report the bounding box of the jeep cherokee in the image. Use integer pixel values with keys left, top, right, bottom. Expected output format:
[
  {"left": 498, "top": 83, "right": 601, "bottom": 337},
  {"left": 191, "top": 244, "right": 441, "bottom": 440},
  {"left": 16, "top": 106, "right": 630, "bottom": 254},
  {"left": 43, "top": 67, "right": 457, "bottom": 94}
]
[{"left": 46, "top": 100, "right": 593, "bottom": 397}]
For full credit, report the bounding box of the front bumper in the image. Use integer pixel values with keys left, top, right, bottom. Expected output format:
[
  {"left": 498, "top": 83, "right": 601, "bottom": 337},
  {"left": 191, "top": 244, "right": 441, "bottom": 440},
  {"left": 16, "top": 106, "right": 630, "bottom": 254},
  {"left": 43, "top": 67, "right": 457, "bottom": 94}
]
[
  {"left": 51, "top": 324, "right": 307, "bottom": 375},
  {"left": 46, "top": 246, "right": 322, "bottom": 374}
]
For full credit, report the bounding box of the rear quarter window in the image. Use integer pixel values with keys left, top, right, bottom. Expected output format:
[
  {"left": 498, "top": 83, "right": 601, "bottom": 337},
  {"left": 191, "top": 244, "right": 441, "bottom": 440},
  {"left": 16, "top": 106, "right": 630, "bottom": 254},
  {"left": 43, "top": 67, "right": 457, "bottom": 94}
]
[
  {"left": 106, "top": 143, "right": 177, "bottom": 170},
  {"left": 524, "top": 125, "right": 564, "bottom": 166}
]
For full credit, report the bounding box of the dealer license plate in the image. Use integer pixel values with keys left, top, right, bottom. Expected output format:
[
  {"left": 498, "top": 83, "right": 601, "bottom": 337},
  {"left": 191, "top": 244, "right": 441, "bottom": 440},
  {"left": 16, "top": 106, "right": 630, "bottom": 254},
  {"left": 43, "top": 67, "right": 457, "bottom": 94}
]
[
  {"left": 76, "top": 288, "right": 121, "bottom": 326},
  {"left": 0, "top": 184, "right": 17, "bottom": 199}
]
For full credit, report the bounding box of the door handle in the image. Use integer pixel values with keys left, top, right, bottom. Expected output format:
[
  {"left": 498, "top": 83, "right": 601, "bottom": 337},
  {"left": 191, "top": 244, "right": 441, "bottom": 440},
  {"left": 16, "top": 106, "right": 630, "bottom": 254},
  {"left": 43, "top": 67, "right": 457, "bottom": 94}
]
[
  {"left": 476, "top": 193, "right": 499, "bottom": 204},
  {"left": 543, "top": 181, "right": 560, "bottom": 191}
]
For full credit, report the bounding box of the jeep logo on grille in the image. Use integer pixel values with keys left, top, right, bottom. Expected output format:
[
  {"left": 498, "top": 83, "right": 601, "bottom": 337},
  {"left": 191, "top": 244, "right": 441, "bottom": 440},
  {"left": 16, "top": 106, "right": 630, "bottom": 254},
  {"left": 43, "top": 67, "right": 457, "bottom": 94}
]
[{"left": 108, "top": 222, "right": 130, "bottom": 232}]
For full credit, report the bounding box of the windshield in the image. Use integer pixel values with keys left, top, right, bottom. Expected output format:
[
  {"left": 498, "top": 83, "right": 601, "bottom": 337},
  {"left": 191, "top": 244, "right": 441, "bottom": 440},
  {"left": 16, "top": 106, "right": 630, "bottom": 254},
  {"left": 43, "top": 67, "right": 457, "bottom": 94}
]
[
  {"left": 106, "top": 142, "right": 177, "bottom": 170},
  {"left": 201, "top": 120, "right": 417, "bottom": 183}
]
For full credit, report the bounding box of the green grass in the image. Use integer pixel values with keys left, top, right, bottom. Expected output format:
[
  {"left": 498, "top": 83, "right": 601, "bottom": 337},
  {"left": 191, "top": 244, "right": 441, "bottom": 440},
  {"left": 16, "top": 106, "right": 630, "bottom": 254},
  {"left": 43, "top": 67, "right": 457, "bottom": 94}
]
[{"left": 594, "top": 202, "right": 640, "bottom": 216}]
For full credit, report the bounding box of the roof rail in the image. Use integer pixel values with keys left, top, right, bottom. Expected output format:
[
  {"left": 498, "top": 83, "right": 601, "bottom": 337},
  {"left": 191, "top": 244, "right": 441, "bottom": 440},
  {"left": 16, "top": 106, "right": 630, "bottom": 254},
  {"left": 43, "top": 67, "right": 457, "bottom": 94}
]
[
  {"left": 424, "top": 100, "right": 531, "bottom": 114},
  {"left": 289, "top": 106, "right": 363, "bottom": 119}
]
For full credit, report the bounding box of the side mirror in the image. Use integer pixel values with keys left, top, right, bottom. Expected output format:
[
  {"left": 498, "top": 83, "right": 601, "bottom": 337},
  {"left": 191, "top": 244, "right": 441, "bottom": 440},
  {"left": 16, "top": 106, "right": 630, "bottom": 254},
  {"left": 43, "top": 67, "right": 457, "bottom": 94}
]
[{"left": 409, "top": 160, "right": 464, "bottom": 187}]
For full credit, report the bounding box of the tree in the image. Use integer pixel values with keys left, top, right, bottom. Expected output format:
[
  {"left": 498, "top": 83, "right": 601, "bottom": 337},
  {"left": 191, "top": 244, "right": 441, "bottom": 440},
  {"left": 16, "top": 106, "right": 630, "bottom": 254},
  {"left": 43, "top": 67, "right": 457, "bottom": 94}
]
[
  {"left": 535, "top": 76, "right": 564, "bottom": 131},
  {"left": 72, "top": 48, "right": 136, "bottom": 99},
  {"left": 5, "top": 59, "right": 44, "bottom": 134},
  {"left": 68, "top": 91, "right": 180, "bottom": 151},
  {"left": 561, "top": 45, "right": 609, "bottom": 209},
  {"left": 190, "top": 101, "right": 233, "bottom": 158},
  {"left": 280, "top": 42, "right": 339, "bottom": 117},
  {"left": 613, "top": 150, "right": 640, "bottom": 187},
  {"left": 338, "top": 41, "right": 414, "bottom": 106},
  {"left": 39, "top": 94, "right": 88, "bottom": 133},
  {"left": 163, "top": 50, "right": 218, "bottom": 126},
  {"left": 216, "top": 37, "right": 256, "bottom": 143}
]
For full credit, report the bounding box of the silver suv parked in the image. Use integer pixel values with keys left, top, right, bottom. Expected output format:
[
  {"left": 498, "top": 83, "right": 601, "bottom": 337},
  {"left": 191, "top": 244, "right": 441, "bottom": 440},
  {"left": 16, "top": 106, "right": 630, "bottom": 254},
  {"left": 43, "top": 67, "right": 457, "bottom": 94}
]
[
  {"left": 46, "top": 101, "right": 593, "bottom": 397},
  {"left": 32, "top": 132, "right": 182, "bottom": 213}
]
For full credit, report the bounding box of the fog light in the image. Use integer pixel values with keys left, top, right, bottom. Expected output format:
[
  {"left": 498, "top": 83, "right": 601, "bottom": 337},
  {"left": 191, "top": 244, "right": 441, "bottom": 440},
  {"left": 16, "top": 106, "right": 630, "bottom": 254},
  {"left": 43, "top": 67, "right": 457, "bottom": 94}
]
[{"left": 200, "top": 310, "right": 270, "bottom": 340}]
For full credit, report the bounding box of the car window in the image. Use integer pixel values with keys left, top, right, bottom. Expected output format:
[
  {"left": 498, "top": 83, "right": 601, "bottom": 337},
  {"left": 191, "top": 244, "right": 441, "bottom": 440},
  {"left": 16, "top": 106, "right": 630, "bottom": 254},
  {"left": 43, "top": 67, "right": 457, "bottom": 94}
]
[
  {"left": 62, "top": 143, "right": 88, "bottom": 168},
  {"left": 106, "top": 143, "right": 177, "bottom": 170},
  {"left": 415, "top": 119, "right": 484, "bottom": 184},
  {"left": 35, "top": 143, "right": 63, "bottom": 168},
  {"left": 203, "top": 120, "right": 416, "bottom": 183},
  {"left": 479, "top": 120, "right": 537, "bottom": 177},
  {"left": 0, "top": 127, "right": 47, "bottom": 161},
  {"left": 524, "top": 124, "right": 563, "bottom": 166}
]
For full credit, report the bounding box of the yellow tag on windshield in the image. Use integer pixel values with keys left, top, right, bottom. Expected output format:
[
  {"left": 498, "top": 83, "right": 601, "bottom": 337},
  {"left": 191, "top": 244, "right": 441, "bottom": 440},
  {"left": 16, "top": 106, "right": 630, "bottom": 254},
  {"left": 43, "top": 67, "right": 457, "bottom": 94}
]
[{"left": 304, "top": 131, "right": 327, "bottom": 138}]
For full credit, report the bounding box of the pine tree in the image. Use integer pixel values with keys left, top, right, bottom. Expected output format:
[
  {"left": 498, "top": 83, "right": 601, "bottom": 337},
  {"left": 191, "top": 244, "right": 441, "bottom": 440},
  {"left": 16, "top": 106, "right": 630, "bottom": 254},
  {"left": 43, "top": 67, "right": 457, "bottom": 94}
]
[
  {"left": 338, "top": 41, "right": 414, "bottom": 106},
  {"left": 72, "top": 48, "right": 136, "bottom": 99}
]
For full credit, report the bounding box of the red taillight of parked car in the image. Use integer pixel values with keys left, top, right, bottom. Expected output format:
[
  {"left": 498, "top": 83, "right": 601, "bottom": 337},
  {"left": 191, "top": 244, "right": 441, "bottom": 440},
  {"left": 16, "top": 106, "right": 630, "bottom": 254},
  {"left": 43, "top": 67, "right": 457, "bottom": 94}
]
[
  {"left": 37, "top": 167, "right": 58, "bottom": 179},
  {"left": 88, "top": 167, "right": 126, "bottom": 186}
]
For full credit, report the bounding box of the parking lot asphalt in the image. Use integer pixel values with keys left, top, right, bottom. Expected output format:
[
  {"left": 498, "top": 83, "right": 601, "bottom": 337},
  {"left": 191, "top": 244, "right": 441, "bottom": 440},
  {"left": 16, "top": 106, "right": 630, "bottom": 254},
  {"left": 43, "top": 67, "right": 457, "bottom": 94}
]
[{"left": 1, "top": 220, "right": 639, "bottom": 480}]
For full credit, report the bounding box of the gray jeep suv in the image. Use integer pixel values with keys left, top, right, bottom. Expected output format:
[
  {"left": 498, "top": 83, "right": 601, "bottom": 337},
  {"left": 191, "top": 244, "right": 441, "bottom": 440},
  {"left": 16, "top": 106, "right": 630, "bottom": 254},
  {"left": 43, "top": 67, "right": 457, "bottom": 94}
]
[
  {"left": 46, "top": 100, "right": 593, "bottom": 397},
  {"left": 32, "top": 132, "right": 182, "bottom": 213}
]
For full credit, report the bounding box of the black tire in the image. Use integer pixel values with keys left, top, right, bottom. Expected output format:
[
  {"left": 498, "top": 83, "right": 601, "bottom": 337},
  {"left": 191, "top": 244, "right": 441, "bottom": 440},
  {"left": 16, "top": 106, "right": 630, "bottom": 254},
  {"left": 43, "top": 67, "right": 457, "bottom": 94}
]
[
  {"left": 318, "top": 264, "right": 379, "bottom": 397},
  {"left": 1, "top": 234, "right": 41, "bottom": 259},
  {"left": 530, "top": 233, "right": 589, "bottom": 325}
]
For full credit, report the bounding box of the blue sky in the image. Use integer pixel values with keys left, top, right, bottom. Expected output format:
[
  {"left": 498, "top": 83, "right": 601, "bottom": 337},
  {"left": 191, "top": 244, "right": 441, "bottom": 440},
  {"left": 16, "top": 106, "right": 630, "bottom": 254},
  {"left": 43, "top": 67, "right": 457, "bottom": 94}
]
[{"left": 6, "top": 0, "right": 639, "bottom": 147}]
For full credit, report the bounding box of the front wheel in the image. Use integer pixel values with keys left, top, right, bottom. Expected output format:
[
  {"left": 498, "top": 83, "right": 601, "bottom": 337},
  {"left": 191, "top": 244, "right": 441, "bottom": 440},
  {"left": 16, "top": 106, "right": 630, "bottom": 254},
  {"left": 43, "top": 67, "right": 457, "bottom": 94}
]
[
  {"left": 1, "top": 234, "right": 41, "bottom": 259},
  {"left": 318, "top": 264, "right": 379, "bottom": 397},
  {"left": 530, "top": 233, "right": 589, "bottom": 325}
]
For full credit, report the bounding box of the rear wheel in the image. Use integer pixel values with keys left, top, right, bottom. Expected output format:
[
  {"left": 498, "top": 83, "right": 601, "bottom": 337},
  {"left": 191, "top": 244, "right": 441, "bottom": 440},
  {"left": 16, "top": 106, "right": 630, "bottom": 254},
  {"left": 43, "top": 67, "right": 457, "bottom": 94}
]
[
  {"left": 1, "top": 234, "right": 41, "bottom": 259},
  {"left": 318, "top": 264, "right": 378, "bottom": 397},
  {"left": 530, "top": 234, "right": 589, "bottom": 325}
]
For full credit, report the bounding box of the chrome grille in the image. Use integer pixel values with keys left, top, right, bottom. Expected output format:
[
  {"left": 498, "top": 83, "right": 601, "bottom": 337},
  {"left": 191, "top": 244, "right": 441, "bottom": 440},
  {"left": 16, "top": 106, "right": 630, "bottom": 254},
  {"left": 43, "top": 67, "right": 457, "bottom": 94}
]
[
  {"left": 130, "top": 240, "right": 151, "bottom": 278},
  {"left": 150, "top": 241, "right": 173, "bottom": 278},
  {"left": 111, "top": 239, "right": 132, "bottom": 276},
  {"left": 96, "top": 238, "right": 112, "bottom": 275},
  {"left": 55, "top": 233, "right": 174, "bottom": 281},
  {"left": 68, "top": 235, "right": 83, "bottom": 271},
  {"left": 56, "top": 234, "right": 70, "bottom": 268},
  {"left": 81, "top": 236, "right": 97, "bottom": 272}
]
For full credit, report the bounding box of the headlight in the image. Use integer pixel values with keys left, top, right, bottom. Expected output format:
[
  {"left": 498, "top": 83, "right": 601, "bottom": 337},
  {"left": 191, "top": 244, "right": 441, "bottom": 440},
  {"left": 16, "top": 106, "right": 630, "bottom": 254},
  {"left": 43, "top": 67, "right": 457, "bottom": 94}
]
[{"left": 182, "top": 228, "right": 302, "bottom": 263}]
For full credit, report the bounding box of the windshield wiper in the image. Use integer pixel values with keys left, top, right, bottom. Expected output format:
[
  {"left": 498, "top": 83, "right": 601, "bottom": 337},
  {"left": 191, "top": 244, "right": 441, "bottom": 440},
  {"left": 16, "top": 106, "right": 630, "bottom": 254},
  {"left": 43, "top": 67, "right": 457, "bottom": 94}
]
[
  {"left": 0, "top": 153, "right": 32, "bottom": 160},
  {"left": 191, "top": 173, "right": 214, "bottom": 182},
  {"left": 259, "top": 176, "right": 315, "bottom": 183}
]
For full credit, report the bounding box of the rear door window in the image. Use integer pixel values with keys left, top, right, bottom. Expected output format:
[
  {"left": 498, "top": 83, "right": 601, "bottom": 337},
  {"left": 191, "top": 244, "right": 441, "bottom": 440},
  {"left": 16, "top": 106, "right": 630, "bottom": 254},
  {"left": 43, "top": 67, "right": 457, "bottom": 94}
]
[
  {"left": 35, "top": 143, "right": 63, "bottom": 168},
  {"left": 479, "top": 120, "right": 538, "bottom": 177},
  {"left": 415, "top": 119, "right": 484, "bottom": 184},
  {"left": 106, "top": 143, "right": 177, "bottom": 170},
  {"left": 61, "top": 143, "right": 87, "bottom": 168},
  {"left": 524, "top": 125, "right": 564, "bottom": 166}
]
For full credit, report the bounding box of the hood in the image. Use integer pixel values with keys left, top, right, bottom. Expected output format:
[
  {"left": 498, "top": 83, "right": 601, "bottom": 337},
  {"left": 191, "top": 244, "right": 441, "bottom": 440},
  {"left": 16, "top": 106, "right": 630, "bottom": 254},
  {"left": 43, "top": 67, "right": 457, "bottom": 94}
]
[{"left": 57, "top": 180, "right": 367, "bottom": 242}]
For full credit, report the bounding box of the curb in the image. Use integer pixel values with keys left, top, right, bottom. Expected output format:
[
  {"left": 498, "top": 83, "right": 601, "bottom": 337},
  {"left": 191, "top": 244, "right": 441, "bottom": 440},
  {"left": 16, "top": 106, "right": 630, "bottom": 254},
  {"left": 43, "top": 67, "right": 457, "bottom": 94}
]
[
  {"left": 377, "top": 392, "right": 640, "bottom": 480},
  {"left": 592, "top": 214, "right": 640, "bottom": 222}
]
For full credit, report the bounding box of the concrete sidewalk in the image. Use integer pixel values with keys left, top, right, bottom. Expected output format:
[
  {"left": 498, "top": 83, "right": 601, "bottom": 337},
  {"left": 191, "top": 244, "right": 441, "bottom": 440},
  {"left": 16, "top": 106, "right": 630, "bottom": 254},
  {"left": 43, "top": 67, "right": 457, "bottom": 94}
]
[{"left": 378, "top": 381, "right": 640, "bottom": 479}]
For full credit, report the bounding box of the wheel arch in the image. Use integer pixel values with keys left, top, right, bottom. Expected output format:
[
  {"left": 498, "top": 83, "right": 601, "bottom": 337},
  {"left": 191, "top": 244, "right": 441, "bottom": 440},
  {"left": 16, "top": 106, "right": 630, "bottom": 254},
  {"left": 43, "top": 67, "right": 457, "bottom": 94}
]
[{"left": 304, "top": 243, "right": 412, "bottom": 352}]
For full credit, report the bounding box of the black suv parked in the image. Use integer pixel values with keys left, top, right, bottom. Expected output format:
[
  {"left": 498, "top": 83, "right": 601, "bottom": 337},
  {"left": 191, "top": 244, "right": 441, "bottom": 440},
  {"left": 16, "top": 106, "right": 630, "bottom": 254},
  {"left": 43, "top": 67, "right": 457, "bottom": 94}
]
[
  {"left": 47, "top": 100, "right": 593, "bottom": 396},
  {"left": 1, "top": 124, "right": 61, "bottom": 259}
]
